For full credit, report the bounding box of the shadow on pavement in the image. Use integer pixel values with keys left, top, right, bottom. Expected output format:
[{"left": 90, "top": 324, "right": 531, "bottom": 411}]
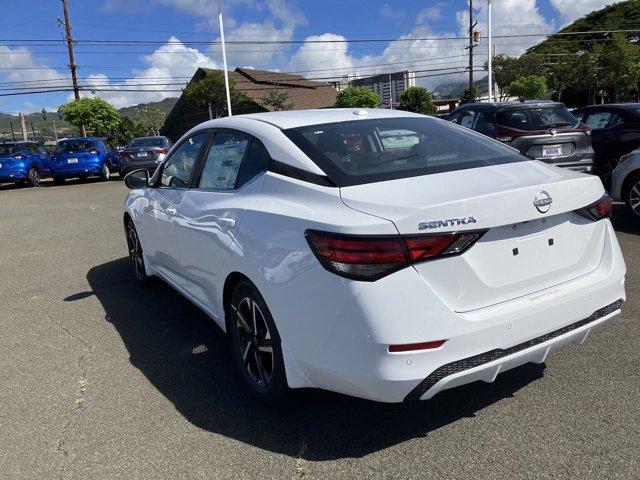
[{"left": 87, "top": 257, "right": 546, "bottom": 460}]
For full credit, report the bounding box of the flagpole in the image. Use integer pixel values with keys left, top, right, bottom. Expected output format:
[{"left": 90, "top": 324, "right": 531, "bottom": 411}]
[{"left": 218, "top": 0, "right": 232, "bottom": 116}]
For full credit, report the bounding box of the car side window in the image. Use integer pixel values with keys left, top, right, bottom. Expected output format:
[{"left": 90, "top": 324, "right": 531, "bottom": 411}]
[
  {"left": 459, "top": 110, "right": 477, "bottom": 129},
  {"left": 199, "top": 132, "right": 249, "bottom": 190},
  {"left": 236, "top": 142, "right": 271, "bottom": 188},
  {"left": 474, "top": 112, "right": 496, "bottom": 136},
  {"left": 160, "top": 132, "right": 209, "bottom": 188},
  {"left": 37, "top": 145, "right": 48, "bottom": 155},
  {"left": 26, "top": 144, "right": 38, "bottom": 154},
  {"left": 605, "top": 113, "right": 623, "bottom": 128},
  {"left": 584, "top": 112, "right": 613, "bottom": 130}
]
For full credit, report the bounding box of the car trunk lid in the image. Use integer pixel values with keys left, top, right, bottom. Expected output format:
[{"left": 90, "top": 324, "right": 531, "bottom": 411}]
[
  {"left": 510, "top": 131, "right": 590, "bottom": 163},
  {"left": 339, "top": 160, "right": 607, "bottom": 312}
]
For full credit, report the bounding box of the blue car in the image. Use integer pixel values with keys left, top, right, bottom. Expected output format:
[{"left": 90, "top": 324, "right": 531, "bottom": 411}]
[
  {"left": 0, "top": 141, "right": 52, "bottom": 187},
  {"left": 51, "top": 137, "right": 121, "bottom": 184}
]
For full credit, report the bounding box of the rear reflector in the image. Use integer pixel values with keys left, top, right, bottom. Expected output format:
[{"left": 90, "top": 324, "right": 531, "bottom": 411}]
[
  {"left": 576, "top": 194, "right": 612, "bottom": 221},
  {"left": 305, "top": 229, "right": 486, "bottom": 281},
  {"left": 389, "top": 340, "right": 447, "bottom": 353}
]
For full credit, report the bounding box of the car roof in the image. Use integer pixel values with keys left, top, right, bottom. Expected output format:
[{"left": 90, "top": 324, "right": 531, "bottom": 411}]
[
  {"left": 457, "top": 100, "right": 561, "bottom": 111},
  {"left": 574, "top": 103, "right": 640, "bottom": 110},
  {"left": 59, "top": 137, "right": 100, "bottom": 142},
  {"left": 1, "top": 140, "right": 31, "bottom": 145},
  {"left": 198, "top": 108, "right": 426, "bottom": 130}
]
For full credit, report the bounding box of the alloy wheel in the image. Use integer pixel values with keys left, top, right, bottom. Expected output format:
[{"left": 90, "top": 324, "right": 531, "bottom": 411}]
[
  {"left": 28, "top": 168, "right": 40, "bottom": 187},
  {"left": 102, "top": 163, "right": 111, "bottom": 181},
  {"left": 235, "top": 297, "right": 274, "bottom": 388},
  {"left": 629, "top": 181, "right": 640, "bottom": 218},
  {"left": 127, "top": 224, "right": 145, "bottom": 280}
]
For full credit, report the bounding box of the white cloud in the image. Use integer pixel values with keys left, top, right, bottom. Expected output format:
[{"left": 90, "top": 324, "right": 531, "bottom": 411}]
[
  {"left": 378, "top": 3, "right": 404, "bottom": 20},
  {"left": 549, "top": 0, "right": 625, "bottom": 24},
  {"left": 81, "top": 37, "right": 219, "bottom": 108},
  {"left": 0, "top": 45, "right": 66, "bottom": 85},
  {"left": 416, "top": 6, "right": 442, "bottom": 23},
  {"left": 288, "top": 33, "right": 355, "bottom": 78}
]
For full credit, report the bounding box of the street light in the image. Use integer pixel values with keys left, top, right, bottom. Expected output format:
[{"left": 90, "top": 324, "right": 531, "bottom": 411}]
[{"left": 487, "top": 0, "right": 493, "bottom": 102}]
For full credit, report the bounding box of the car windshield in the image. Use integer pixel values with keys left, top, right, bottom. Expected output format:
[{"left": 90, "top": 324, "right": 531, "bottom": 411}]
[
  {"left": 496, "top": 106, "right": 578, "bottom": 131},
  {"left": 0, "top": 145, "right": 17, "bottom": 155},
  {"left": 127, "top": 137, "right": 166, "bottom": 148},
  {"left": 57, "top": 140, "right": 96, "bottom": 152},
  {"left": 284, "top": 117, "right": 526, "bottom": 187}
]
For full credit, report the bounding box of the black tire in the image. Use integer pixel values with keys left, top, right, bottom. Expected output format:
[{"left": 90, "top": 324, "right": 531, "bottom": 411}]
[
  {"left": 101, "top": 162, "right": 111, "bottom": 181},
  {"left": 125, "top": 219, "right": 149, "bottom": 284},
  {"left": 53, "top": 176, "right": 65, "bottom": 185},
  {"left": 623, "top": 172, "right": 640, "bottom": 220},
  {"left": 228, "top": 281, "right": 289, "bottom": 403},
  {"left": 27, "top": 167, "right": 40, "bottom": 187}
]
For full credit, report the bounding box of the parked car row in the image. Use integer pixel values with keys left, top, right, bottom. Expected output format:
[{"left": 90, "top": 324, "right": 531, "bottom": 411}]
[
  {"left": 0, "top": 136, "right": 172, "bottom": 187},
  {"left": 445, "top": 101, "right": 640, "bottom": 219}
]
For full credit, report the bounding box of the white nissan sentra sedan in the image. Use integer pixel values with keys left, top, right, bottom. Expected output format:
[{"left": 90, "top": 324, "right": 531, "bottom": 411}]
[{"left": 122, "top": 109, "right": 626, "bottom": 403}]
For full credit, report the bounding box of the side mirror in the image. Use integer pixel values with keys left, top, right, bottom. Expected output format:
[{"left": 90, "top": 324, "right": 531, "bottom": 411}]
[{"left": 124, "top": 169, "right": 149, "bottom": 190}]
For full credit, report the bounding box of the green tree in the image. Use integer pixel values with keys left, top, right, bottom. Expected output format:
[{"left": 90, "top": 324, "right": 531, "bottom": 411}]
[
  {"left": 459, "top": 85, "right": 481, "bottom": 104},
  {"left": 183, "top": 70, "right": 250, "bottom": 117},
  {"left": 335, "top": 87, "right": 380, "bottom": 108},
  {"left": 398, "top": 86, "right": 436, "bottom": 114},
  {"left": 58, "top": 97, "right": 120, "bottom": 137},
  {"left": 507, "top": 75, "right": 548, "bottom": 99},
  {"left": 109, "top": 117, "right": 148, "bottom": 146},
  {"left": 261, "top": 87, "right": 294, "bottom": 111},
  {"left": 593, "top": 33, "right": 640, "bottom": 102}
]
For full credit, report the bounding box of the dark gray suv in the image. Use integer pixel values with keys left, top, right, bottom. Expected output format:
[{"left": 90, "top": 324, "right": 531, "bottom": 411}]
[
  {"left": 446, "top": 101, "right": 595, "bottom": 173},
  {"left": 120, "top": 136, "right": 173, "bottom": 176}
]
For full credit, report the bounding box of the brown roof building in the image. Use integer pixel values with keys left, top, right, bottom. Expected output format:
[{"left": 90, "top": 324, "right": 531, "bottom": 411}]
[{"left": 161, "top": 67, "right": 337, "bottom": 140}]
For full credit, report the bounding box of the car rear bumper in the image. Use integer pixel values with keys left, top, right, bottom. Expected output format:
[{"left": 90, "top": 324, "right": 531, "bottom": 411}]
[
  {"left": 0, "top": 169, "right": 28, "bottom": 181},
  {"left": 51, "top": 163, "right": 103, "bottom": 177},
  {"left": 268, "top": 220, "right": 626, "bottom": 403},
  {"left": 404, "top": 299, "right": 622, "bottom": 401}
]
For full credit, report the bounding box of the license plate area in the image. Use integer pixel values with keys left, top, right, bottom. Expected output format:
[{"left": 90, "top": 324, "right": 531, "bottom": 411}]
[
  {"left": 137, "top": 152, "right": 148, "bottom": 157},
  {"left": 542, "top": 145, "right": 562, "bottom": 158},
  {"left": 67, "top": 158, "right": 78, "bottom": 164}
]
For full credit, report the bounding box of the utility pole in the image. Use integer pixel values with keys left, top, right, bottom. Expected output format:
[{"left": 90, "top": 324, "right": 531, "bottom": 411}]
[
  {"left": 19, "top": 113, "right": 27, "bottom": 141},
  {"left": 10, "top": 121, "right": 15, "bottom": 141},
  {"left": 31, "top": 123, "right": 37, "bottom": 142},
  {"left": 60, "top": 0, "right": 85, "bottom": 136},
  {"left": 217, "top": 0, "right": 232, "bottom": 116}
]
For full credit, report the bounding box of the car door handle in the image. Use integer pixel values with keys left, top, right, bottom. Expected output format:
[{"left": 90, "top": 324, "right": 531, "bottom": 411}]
[
  {"left": 218, "top": 217, "right": 236, "bottom": 228},
  {"left": 165, "top": 207, "right": 177, "bottom": 216}
]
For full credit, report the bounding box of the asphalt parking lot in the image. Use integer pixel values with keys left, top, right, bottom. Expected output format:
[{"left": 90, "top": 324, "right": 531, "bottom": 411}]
[{"left": 0, "top": 178, "right": 638, "bottom": 480}]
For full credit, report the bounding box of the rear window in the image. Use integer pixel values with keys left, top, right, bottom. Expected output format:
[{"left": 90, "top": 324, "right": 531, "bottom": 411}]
[
  {"left": 57, "top": 140, "right": 96, "bottom": 152},
  {"left": 496, "top": 106, "right": 578, "bottom": 131},
  {"left": 127, "top": 137, "right": 167, "bottom": 148},
  {"left": 0, "top": 145, "right": 17, "bottom": 155},
  {"left": 284, "top": 117, "right": 526, "bottom": 187}
]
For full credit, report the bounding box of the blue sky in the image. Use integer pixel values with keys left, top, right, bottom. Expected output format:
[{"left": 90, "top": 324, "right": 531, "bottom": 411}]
[{"left": 0, "top": 0, "right": 622, "bottom": 113}]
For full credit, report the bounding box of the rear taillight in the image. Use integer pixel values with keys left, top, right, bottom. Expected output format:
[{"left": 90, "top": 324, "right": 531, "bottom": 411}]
[
  {"left": 577, "top": 123, "right": 591, "bottom": 136},
  {"left": 13, "top": 153, "right": 26, "bottom": 160},
  {"left": 576, "top": 195, "right": 612, "bottom": 221},
  {"left": 305, "top": 229, "right": 486, "bottom": 281},
  {"left": 89, "top": 148, "right": 99, "bottom": 155},
  {"left": 157, "top": 148, "right": 168, "bottom": 154}
]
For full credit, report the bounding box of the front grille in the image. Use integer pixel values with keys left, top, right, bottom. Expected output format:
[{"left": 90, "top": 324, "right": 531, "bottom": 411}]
[{"left": 404, "top": 299, "right": 623, "bottom": 402}]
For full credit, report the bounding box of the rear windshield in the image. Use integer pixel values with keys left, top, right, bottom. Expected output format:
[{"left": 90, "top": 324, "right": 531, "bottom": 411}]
[
  {"left": 0, "top": 145, "right": 17, "bottom": 155},
  {"left": 127, "top": 137, "right": 166, "bottom": 148},
  {"left": 496, "top": 106, "right": 578, "bottom": 131},
  {"left": 284, "top": 117, "right": 526, "bottom": 187},
  {"left": 57, "top": 140, "right": 96, "bottom": 152}
]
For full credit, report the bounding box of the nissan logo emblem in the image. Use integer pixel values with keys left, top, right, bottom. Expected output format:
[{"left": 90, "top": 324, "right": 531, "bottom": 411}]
[{"left": 534, "top": 191, "right": 552, "bottom": 213}]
